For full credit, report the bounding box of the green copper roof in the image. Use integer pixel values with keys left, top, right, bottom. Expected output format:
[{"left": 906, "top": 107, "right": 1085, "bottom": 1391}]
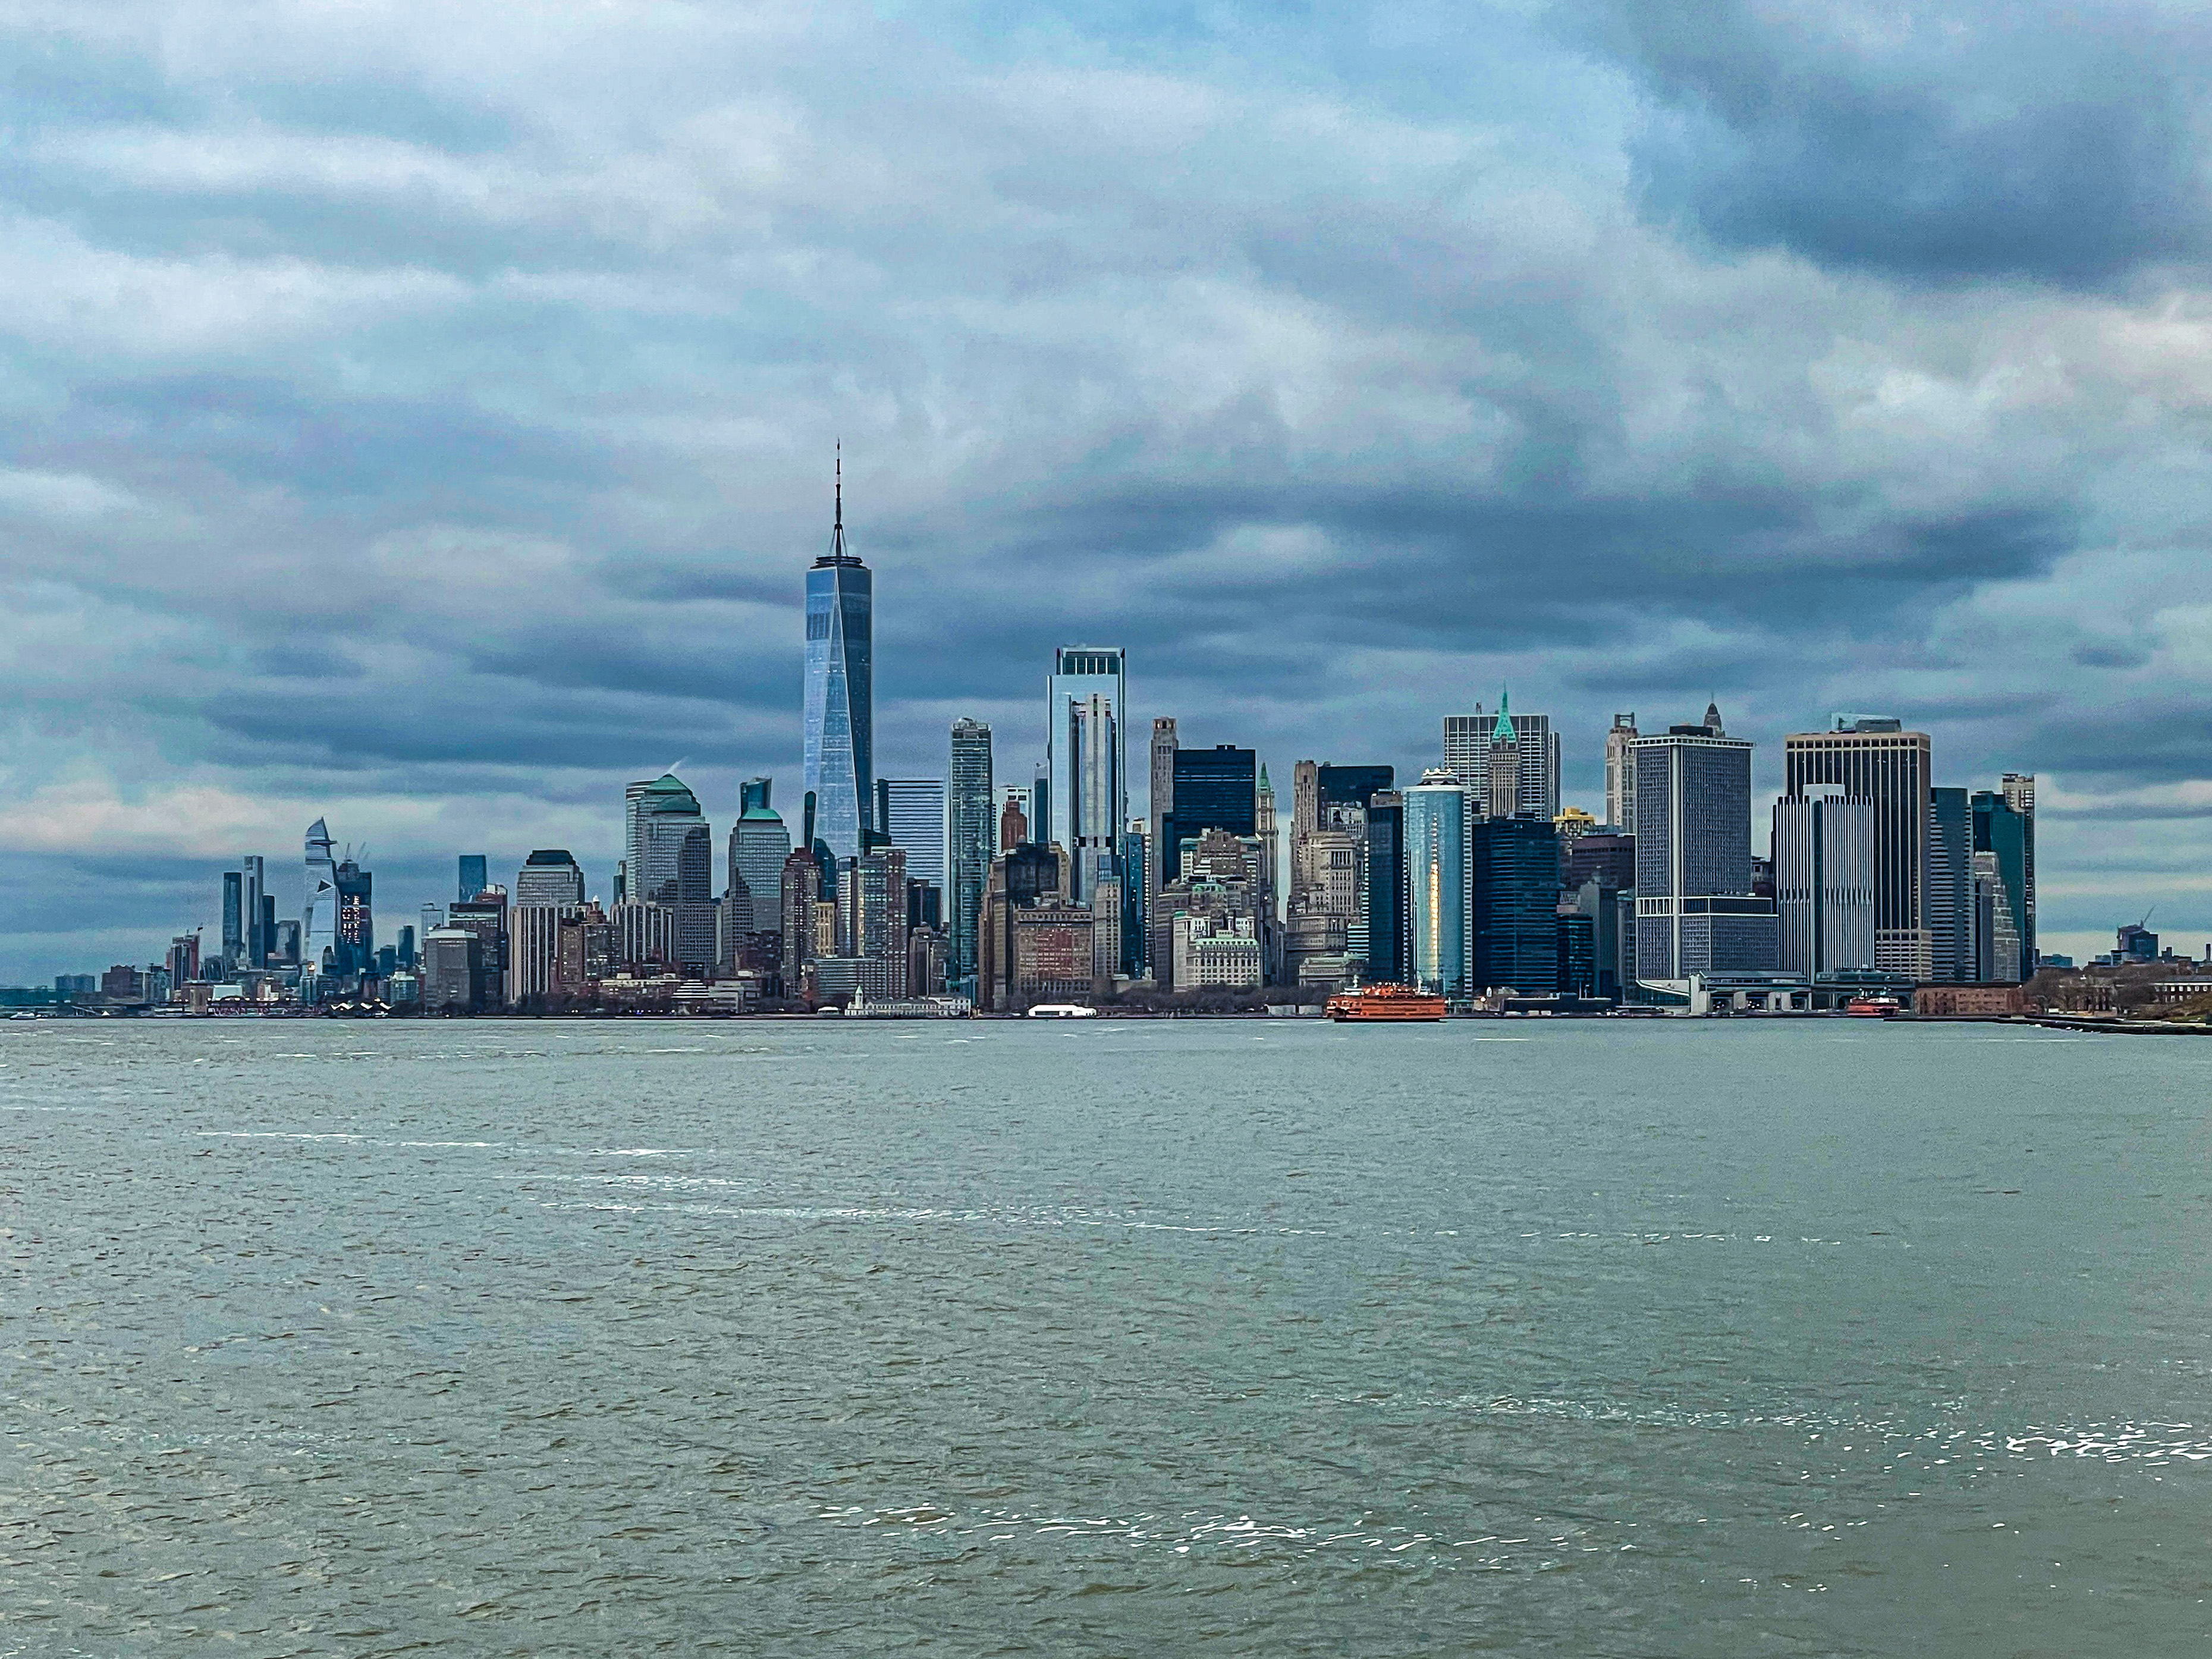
[{"left": 1491, "top": 688, "right": 1515, "bottom": 743}]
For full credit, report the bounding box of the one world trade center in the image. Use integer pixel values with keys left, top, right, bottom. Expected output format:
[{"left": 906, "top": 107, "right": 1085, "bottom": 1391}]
[{"left": 802, "top": 450, "right": 872, "bottom": 866}]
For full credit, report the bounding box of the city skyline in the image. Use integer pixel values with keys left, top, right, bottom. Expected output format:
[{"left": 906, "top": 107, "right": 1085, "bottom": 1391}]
[{"left": 7, "top": 7, "right": 2212, "bottom": 978}]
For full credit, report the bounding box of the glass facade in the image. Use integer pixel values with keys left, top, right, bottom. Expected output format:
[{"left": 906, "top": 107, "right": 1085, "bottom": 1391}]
[
  {"left": 1044, "top": 647, "right": 1126, "bottom": 902},
  {"left": 877, "top": 777, "right": 948, "bottom": 891},
  {"left": 1365, "top": 795, "right": 1406, "bottom": 984},
  {"left": 458, "top": 854, "right": 488, "bottom": 903},
  {"left": 626, "top": 773, "right": 717, "bottom": 972},
  {"left": 1472, "top": 816, "right": 1560, "bottom": 993},
  {"left": 948, "top": 721, "right": 993, "bottom": 981},
  {"left": 730, "top": 778, "right": 794, "bottom": 938},
  {"left": 1403, "top": 780, "right": 1468, "bottom": 998},
  {"left": 803, "top": 532, "right": 872, "bottom": 865},
  {"left": 302, "top": 823, "right": 338, "bottom": 976},
  {"left": 1162, "top": 746, "right": 1256, "bottom": 885}
]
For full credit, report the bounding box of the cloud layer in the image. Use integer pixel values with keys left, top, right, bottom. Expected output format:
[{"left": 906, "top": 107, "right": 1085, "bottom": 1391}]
[{"left": 4, "top": 0, "right": 2211, "bottom": 974}]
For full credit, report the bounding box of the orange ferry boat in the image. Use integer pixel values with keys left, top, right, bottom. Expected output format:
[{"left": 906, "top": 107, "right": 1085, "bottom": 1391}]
[{"left": 1325, "top": 983, "right": 1449, "bottom": 1023}]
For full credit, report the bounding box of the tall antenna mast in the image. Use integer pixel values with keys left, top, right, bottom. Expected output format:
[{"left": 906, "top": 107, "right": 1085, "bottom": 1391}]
[{"left": 831, "top": 440, "right": 847, "bottom": 560}]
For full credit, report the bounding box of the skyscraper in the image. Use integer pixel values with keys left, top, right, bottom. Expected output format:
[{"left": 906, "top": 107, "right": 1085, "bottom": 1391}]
[
  {"left": 458, "top": 854, "right": 489, "bottom": 904},
  {"left": 877, "top": 778, "right": 948, "bottom": 893},
  {"left": 1366, "top": 791, "right": 1407, "bottom": 986},
  {"left": 516, "top": 850, "right": 586, "bottom": 906},
  {"left": 1044, "top": 647, "right": 1127, "bottom": 901},
  {"left": 301, "top": 824, "right": 337, "bottom": 975},
  {"left": 1926, "top": 787, "right": 1975, "bottom": 984},
  {"left": 1441, "top": 708, "right": 1490, "bottom": 807},
  {"left": 335, "top": 856, "right": 372, "bottom": 976},
  {"left": 1784, "top": 716, "right": 1933, "bottom": 977},
  {"left": 625, "top": 772, "right": 716, "bottom": 972},
  {"left": 1483, "top": 690, "right": 1561, "bottom": 820},
  {"left": 948, "top": 719, "right": 993, "bottom": 985},
  {"left": 1630, "top": 706, "right": 1776, "bottom": 986},
  {"left": 2001, "top": 772, "right": 2037, "bottom": 967},
  {"left": 222, "top": 870, "right": 243, "bottom": 969},
  {"left": 1604, "top": 712, "right": 1639, "bottom": 832},
  {"left": 728, "top": 778, "right": 793, "bottom": 935},
  {"left": 1147, "top": 717, "right": 1176, "bottom": 963},
  {"left": 1972, "top": 790, "right": 2030, "bottom": 984},
  {"left": 240, "top": 854, "right": 266, "bottom": 969},
  {"left": 1403, "top": 771, "right": 1469, "bottom": 998},
  {"left": 1471, "top": 816, "right": 1561, "bottom": 993},
  {"left": 803, "top": 450, "right": 872, "bottom": 865},
  {"left": 1771, "top": 794, "right": 1876, "bottom": 976},
  {"left": 1161, "top": 744, "right": 1256, "bottom": 884}
]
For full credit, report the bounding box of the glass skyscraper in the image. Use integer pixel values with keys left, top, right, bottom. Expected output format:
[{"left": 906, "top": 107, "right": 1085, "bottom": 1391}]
[
  {"left": 948, "top": 719, "right": 993, "bottom": 983},
  {"left": 803, "top": 454, "right": 872, "bottom": 865},
  {"left": 1044, "top": 646, "right": 1126, "bottom": 903},
  {"left": 1403, "top": 772, "right": 1468, "bottom": 998},
  {"left": 1630, "top": 709, "right": 1776, "bottom": 986},
  {"left": 1471, "top": 817, "right": 1560, "bottom": 993},
  {"left": 728, "top": 778, "right": 793, "bottom": 935},
  {"left": 458, "top": 854, "right": 488, "bottom": 904},
  {"left": 1162, "top": 744, "right": 1256, "bottom": 885},
  {"left": 876, "top": 778, "right": 948, "bottom": 892},
  {"left": 302, "top": 824, "right": 337, "bottom": 976},
  {"left": 626, "top": 772, "right": 717, "bottom": 972}
]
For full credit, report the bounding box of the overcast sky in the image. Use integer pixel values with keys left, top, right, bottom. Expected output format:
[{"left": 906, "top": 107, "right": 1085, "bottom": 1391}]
[{"left": 4, "top": 0, "right": 2210, "bottom": 978}]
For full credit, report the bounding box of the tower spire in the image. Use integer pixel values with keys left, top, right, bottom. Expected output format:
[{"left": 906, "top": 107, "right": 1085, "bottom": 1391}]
[{"left": 831, "top": 441, "right": 846, "bottom": 561}]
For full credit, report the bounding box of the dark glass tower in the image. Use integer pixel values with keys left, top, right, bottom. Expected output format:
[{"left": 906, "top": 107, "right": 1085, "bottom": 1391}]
[
  {"left": 1161, "top": 745, "right": 1256, "bottom": 884},
  {"left": 803, "top": 450, "right": 873, "bottom": 865},
  {"left": 1365, "top": 793, "right": 1406, "bottom": 985},
  {"left": 1471, "top": 816, "right": 1561, "bottom": 993}
]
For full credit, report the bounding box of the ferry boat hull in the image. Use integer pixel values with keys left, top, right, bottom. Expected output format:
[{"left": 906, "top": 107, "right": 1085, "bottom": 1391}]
[{"left": 1325, "top": 984, "right": 1449, "bottom": 1023}]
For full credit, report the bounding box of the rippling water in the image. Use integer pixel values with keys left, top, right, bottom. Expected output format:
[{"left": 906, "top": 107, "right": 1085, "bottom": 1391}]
[{"left": 5, "top": 1018, "right": 2210, "bottom": 1654}]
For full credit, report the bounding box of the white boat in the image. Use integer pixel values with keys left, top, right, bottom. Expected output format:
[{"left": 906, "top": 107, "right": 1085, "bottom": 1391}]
[{"left": 1025, "top": 1003, "right": 1099, "bottom": 1019}]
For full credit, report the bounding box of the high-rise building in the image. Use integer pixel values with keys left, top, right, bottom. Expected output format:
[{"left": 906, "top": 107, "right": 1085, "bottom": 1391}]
[
  {"left": 1784, "top": 716, "right": 1933, "bottom": 977},
  {"left": 780, "top": 850, "right": 822, "bottom": 982},
  {"left": 1161, "top": 744, "right": 1256, "bottom": 884},
  {"left": 1604, "top": 712, "right": 1639, "bottom": 834},
  {"left": 447, "top": 887, "right": 509, "bottom": 1006},
  {"left": 1403, "top": 771, "right": 1470, "bottom": 999},
  {"left": 335, "top": 856, "right": 373, "bottom": 976},
  {"left": 301, "top": 825, "right": 337, "bottom": 975},
  {"left": 1771, "top": 795, "right": 1877, "bottom": 977},
  {"left": 877, "top": 778, "right": 948, "bottom": 894},
  {"left": 802, "top": 450, "right": 872, "bottom": 865},
  {"left": 2001, "top": 772, "right": 2037, "bottom": 966},
  {"left": 1927, "top": 787, "right": 1975, "bottom": 984},
  {"left": 222, "top": 869, "right": 244, "bottom": 969},
  {"left": 624, "top": 772, "right": 715, "bottom": 972},
  {"left": 727, "top": 777, "right": 793, "bottom": 936},
  {"left": 1482, "top": 691, "right": 1562, "bottom": 820},
  {"left": 509, "top": 902, "right": 587, "bottom": 1005},
  {"left": 515, "top": 849, "right": 586, "bottom": 907},
  {"left": 1631, "top": 706, "right": 1776, "bottom": 986},
  {"left": 237, "top": 854, "right": 266, "bottom": 969},
  {"left": 1044, "top": 647, "right": 1127, "bottom": 902},
  {"left": 948, "top": 720, "right": 993, "bottom": 986},
  {"left": 1120, "top": 819, "right": 1148, "bottom": 976},
  {"left": 1972, "top": 790, "right": 2030, "bottom": 984},
  {"left": 1442, "top": 708, "right": 1490, "bottom": 809},
  {"left": 1471, "top": 817, "right": 1561, "bottom": 992},
  {"left": 397, "top": 924, "right": 417, "bottom": 971},
  {"left": 458, "top": 854, "right": 489, "bottom": 903},
  {"left": 1148, "top": 717, "right": 1177, "bottom": 959},
  {"left": 422, "top": 928, "right": 481, "bottom": 1012},
  {"left": 854, "top": 846, "right": 911, "bottom": 999},
  {"left": 1366, "top": 791, "right": 1407, "bottom": 985}
]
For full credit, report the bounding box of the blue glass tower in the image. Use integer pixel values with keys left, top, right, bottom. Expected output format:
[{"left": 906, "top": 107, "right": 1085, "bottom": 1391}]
[
  {"left": 803, "top": 450, "right": 873, "bottom": 866},
  {"left": 1403, "top": 772, "right": 1469, "bottom": 998}
]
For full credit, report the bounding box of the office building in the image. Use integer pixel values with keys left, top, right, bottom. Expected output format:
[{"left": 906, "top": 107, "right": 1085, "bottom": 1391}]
[
  {"left": 1044, "top": 648, "right": 1126, "bottom": 903},
  {"left": 1441, "top": 709, "right": 1491, "bottom": 809},
  {"left": 1564, "top": 832, "right": 1635, "bottom": 894},
  {"left": 780, "top": 850, "right": 822, "bottom": 981},
  {"left": 1120, "top": 820, "right": 1149, "bottom": 976},
  {"left": 802, "top": 451, "right": 872, "bottom": 864},
  {"left": 1161, "top": 743, "right": 1256, "bottom": 884},
  {"left": 2002, "top": 772, "right": 2037, "bottom": 966},
  {"left": 1366, "top": 791, "right": 1407, "bottom": 985},
  {"left": 1481, "top": 692, "right": 1562, "bottom": 820},
  {"left": 301, "top": 824, "right": 337, "bottom": 975},
  {"left": 422, "top": 928, "right": 480, "bottom": 1013},
  {"left": 1772, "top": 795, "right": 1877, "bottom": 977},
  {"left": 458, "top": 854, "right": 488, "bottom": 903},
  {"left": 1604, "top": 712, "right": 1639, "bottom": 835},
  {"left": 1152, "top": 828, "right": 1268, "bottom": 994},
  {"left": 727, "top": 777, "right": 793, "bottom": 937},
  {"left": 876, "top": 778, "right": 947, "bottom": 893},
  {"left": 397, "top": 924, "right": 416, "bottom": 971},
  {"left": 1403, "top": 771, "right": 1470, "bottom": 998},
  {"left": 515, "top": 849, "right": 586, "bottom": 907},
  {"left": 222, "top": 869, "right": 244, "bottom": 970},
  {"left": 979, "top": 842, "right": 1089, "bottom": 1010},
  {"left": 335, "top": 856, "right": 373, "bottom": 977},
  {"left": 854, "top": 846, "right": 911, "bottom": 999},
  {"left": 1148, "top": 717, "right": 1177, "bottom": 947},
  {"left": 510, "top": 901, "right": 587, "bottom": 1005},
  {"left": 233, "top": 854, "right": 263, "bottom": 970},
  {"left": 1972, "top": 790, "right": 2030, "bottom": 984},
  {"left": 1927, "top": 787, "right": 1974, "bottom": 982},
  {"left": 447, "top": 887, "right": 508, "bottom": 1006},
  {"left": 948, "top": 719, "right": 993, "bottom": 985},
  {"left": 1631, "top": 706, "right": 1777, "bottom": 986},
  {"left": 625, "top": 771, "right": 715, "bottom": 972},
  {"left": 1471, "top": 816, "right": 1562, "bottom": 992},
  {"left": 1784, "top": 716, "right": 1933, "bottom": 977},
  {"left": 611, "top": 901, "right": 677, "bottom": 970}
]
